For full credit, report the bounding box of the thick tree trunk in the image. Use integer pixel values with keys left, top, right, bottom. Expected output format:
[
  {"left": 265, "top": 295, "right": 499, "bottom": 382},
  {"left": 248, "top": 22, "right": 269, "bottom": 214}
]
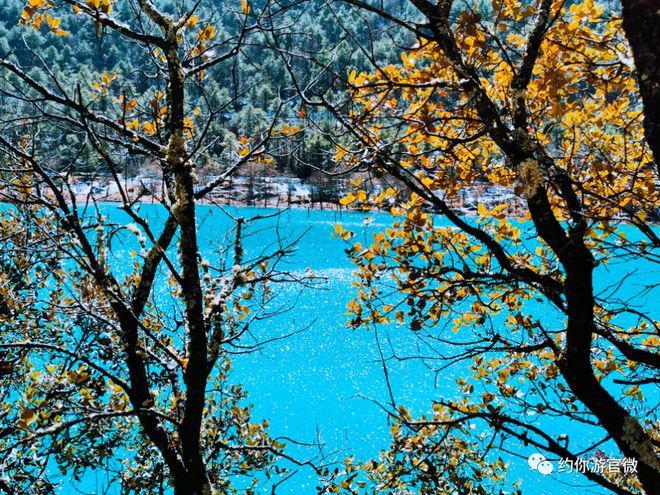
[
  {"left": 621, "top": 0, "right": 660, "bottom": 175},
  {"left": 163, "top": 28, "right": 211, "bottom": 492},
  {"left": 173, "top": 474, "right": 212, "bottom": 495},
  {"left": 134, "top": 4, "right": 212, "bottom": 487},
  {"left": 523, "top": 185, "right": 660, "bottom": 492},
  {"left": 558, "top": 247, "right": 660, "bottom": 492}
]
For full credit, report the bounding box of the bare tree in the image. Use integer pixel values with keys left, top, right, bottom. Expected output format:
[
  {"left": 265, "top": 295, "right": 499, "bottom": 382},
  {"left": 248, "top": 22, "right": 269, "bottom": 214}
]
[{"left": 0, "top": 1, "right": 316, "bottom": 494}]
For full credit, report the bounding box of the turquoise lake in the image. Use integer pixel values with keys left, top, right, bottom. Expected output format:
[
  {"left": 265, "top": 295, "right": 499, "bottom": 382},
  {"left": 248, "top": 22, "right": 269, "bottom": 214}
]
[{"left": 74, "top": 205, "right": 658, "bottom": 494}]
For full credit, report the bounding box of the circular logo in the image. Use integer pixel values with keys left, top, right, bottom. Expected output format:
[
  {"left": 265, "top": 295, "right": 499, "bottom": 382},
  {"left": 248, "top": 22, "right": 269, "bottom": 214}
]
[
  {"left": 528, "top": 453, "right": 546, "bottom": 470},
  {"left": 528, "top": 453, "right": 554, "bottom": 475},
  {"left": 537, "top": 460, "right": 554, "bottom": 475}
]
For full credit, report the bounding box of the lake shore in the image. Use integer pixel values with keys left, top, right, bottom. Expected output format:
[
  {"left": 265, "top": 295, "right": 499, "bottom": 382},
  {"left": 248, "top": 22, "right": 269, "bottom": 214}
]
[{"left": 6, "top": 174, "right": 528, "bottom": 217}]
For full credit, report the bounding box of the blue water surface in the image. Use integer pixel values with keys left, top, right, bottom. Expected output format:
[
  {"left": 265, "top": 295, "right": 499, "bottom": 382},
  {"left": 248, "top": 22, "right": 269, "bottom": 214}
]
[{"left": 73, "top": 204, "right": 658, "bottom": 495}]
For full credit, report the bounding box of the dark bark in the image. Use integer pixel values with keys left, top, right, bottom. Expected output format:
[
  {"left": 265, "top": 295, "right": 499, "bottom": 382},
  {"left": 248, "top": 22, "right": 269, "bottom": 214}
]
[
  {"left": 522, "top": 174, "right": 660, "bottom": 490},
  {"left": 116, "top": 308, "right": 189, "bottom": 482},
  {"left": 553, "top": 229, "right": 660, "bottom": 492},
  {"left": 162, "top": 24, "right": 211, "bottom": 494},
  {"left": 621, "top": 0, "right": 660, "bottom": 175}
]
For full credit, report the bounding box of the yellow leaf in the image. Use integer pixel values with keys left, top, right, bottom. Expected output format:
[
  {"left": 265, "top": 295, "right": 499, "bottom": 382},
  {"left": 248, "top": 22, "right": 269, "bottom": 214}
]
[
  {"left": 125, "top": 119, "right": 139, "bottom": 130},
  {"left": 187, "top": 15, "right": 198, "bottom": 28},
  {"left": 142, "top": 121, "right": 157, "bottom": 135},
  {"left": 199, "top": 25, "right": 216, "bottom": 41},
  {"left": 349, "top": 176, "right": 363, "bottom": 187},
  {"left": 421, "top": 176, "right": 434, "bottom": 189},
  {"left": 46, "top": 14, "right": 60, "bottom": 28},
  {"left": 477, "top": 203, "right": 487, "bottom": 216},
  {"left": 339, "top": 194, "right": 356, "bottom": 206}
]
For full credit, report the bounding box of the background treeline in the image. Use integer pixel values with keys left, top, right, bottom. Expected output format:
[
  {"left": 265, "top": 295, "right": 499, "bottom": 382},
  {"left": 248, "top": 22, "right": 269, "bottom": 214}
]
[{"left": 0, "top": 0, "right": 417, "bottom": 182}]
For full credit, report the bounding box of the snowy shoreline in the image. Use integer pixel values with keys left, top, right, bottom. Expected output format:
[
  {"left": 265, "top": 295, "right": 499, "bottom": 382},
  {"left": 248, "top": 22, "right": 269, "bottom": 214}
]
[{"left": 0, "top": 173, "right": 533, "bottom": 217}]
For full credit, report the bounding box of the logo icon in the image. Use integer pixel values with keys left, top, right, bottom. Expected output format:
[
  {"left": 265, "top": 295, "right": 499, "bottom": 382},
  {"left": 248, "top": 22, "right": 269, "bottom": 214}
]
[{"left": 528, "top": 453, "right": 554, "bottom": 475}]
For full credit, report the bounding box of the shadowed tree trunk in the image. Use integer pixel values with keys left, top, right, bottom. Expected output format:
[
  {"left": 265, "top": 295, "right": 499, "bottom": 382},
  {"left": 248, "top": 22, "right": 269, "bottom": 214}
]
[{"left": 621, "top": 0, "right": 660, "bottom": 175}]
